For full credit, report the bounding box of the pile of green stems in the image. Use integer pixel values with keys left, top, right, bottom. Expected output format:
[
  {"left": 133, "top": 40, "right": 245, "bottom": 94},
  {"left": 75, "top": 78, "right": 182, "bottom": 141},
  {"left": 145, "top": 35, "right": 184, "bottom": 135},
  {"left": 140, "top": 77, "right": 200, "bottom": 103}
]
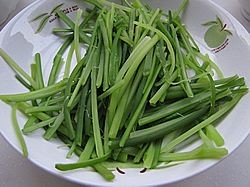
[{"left": 0, "top": 0, "right": 248, "bottom": 181}]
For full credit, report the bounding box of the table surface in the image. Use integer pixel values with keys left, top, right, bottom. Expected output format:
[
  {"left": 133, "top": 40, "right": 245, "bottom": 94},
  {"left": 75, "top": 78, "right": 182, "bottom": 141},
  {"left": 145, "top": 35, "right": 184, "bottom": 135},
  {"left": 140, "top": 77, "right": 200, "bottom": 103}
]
[{"left": 0, "top": 0, "right": 250, "bottom": 186}]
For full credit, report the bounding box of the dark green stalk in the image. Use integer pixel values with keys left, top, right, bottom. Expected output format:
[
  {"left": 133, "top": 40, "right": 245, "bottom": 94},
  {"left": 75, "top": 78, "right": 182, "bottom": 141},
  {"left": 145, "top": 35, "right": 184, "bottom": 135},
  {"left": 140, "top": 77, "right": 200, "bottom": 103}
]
[
  {"left": 119, "top": 65, "right": 161, "bottom": 147},
  {"left": 91, "top": 65, "right": 104, "bottom": 157},
  {"left": 63, "top": 98, "right": 75, "bottom": 140},
  {"left": 0, "top": 79, "right": 67, "bottom": 102},
  {"left": 35, "top": 53, "right": 45, "bottom": 89},
  {"left": 172, "top": 26, "right": 193, "bottom": 97},
  {"left": 15, "top": 74, "right": 32, "bottom": 90},
  {"left": 56, "top": 10, "right": 91, "bottom": 44},
  {"left": 75, "top": 80, "right": 90, "bottom": 146},
  {"left": 23, "top": 116, "right": 37, "bottom": 129},
  {"left": 55, "top": 151, "right": 111, "bottom": 171},
  {"left": 163, "top": 93, "right": 245, "bottom": 152},
  {"left": 47, "top": 36, "right": 73, "bottom": 82},
  {"left": 24, "top": 105, "right": 62, "bottom": 113},
  {"left": 11, "top": 104, "right": 28, "bottom": 157},
  {"left": 99, "top": 17, "right": 110, "bottom": 91},
  {"left": 43, "top": 112, "right": 64, "bottom": 140},
  {"left": 22, "top": 116, "right": 57, "bottom": 133}
]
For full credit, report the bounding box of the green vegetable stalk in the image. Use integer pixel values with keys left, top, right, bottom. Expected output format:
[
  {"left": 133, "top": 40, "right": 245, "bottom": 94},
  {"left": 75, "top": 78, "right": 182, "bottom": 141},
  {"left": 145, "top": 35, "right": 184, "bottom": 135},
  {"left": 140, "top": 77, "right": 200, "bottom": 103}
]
[{"left": 0, "top": 0, "right": 248, "bottom": 182}]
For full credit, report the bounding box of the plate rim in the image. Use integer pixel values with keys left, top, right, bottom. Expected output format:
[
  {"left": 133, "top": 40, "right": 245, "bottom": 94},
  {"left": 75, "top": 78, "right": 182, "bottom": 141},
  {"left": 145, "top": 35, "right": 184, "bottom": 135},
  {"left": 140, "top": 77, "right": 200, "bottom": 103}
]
[{"left": 0, "top": 0, "right": 250, "bottom": 186}]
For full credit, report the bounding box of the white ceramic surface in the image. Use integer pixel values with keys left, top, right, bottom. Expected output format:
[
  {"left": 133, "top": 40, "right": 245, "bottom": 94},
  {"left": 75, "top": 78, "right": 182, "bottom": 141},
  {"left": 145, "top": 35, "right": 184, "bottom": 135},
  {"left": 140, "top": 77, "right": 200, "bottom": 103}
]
[{"left": 0, "top": 0, "right": 250, "bottom": 186}]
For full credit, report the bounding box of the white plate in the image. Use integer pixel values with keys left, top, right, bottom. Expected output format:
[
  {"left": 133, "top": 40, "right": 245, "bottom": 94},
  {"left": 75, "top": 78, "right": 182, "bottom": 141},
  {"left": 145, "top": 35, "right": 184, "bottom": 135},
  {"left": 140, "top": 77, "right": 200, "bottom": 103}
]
[{"left": 0, "top": 0, "right": 250, "bottom": 186}]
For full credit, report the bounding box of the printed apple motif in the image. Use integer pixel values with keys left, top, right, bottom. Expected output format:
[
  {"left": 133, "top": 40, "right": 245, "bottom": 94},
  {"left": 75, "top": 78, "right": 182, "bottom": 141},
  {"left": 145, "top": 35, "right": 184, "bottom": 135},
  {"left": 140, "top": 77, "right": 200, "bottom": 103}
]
[{"left": 203, "top": 16, "right": 232, "bottom": 48}]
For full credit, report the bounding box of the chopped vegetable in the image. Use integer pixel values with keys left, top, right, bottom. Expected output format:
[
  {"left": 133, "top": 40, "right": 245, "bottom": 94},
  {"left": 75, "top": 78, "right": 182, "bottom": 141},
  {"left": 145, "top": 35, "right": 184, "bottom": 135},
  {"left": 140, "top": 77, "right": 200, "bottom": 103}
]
[{"left": 0, "top": 0, "right": 248, "bottom": 182}]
